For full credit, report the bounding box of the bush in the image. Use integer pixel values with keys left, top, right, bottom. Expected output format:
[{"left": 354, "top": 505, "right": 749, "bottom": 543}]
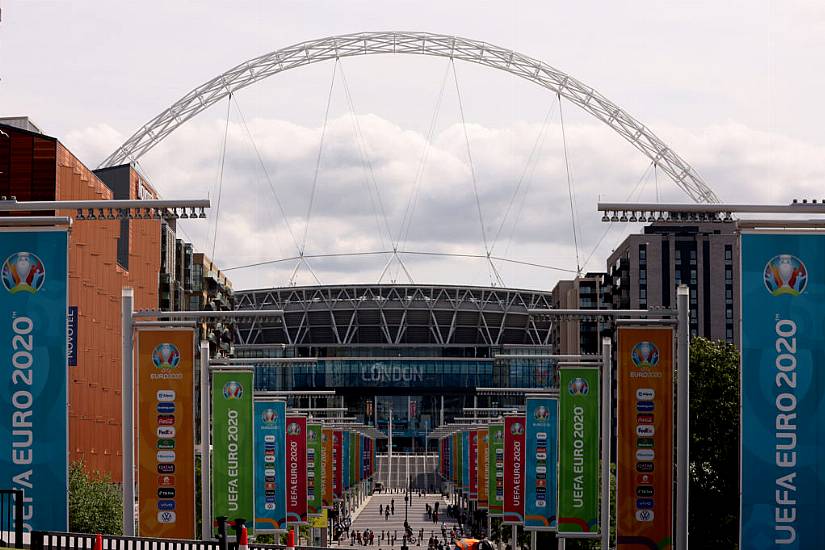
[{"left": 68, "top": 460, "right": 123, "bottom": 535}]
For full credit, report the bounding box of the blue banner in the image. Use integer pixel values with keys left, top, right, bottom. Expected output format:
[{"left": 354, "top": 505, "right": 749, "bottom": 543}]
[
  {"left": 741, "top": 233, "right": 825, "bottom": 548},
  {"left": 525, "top": 395, "right": 557, "bottom": 530},
  {"left": 462, "top": 431, "right": 470, "bottom": 495},
  {"left": 342, "top": 430, "right": 350, "bottom": 490},
  {"left": 0, "top": 229, "right": 68, "bottom": 532},
  {"left": 254, "top": 400, "right": 286, "bottom": 531}
]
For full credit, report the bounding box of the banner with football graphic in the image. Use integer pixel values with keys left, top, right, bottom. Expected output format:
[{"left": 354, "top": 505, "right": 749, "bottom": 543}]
[
  {"left": 307, "top": 422, "right": 322, "bottom": 516},
  {"left": 253, "top": 399, "right": 286, "bottom": 531},
  {"left": 558, "top": 367, "right": 600, "bottom": 535},
  {"left": 212, "top": 370, "right": 254, "bottom": 532},
  {"left": 477, "top": 428, "right": 489, "bottom": 508},
  {"left": 525, "top": 396, "right": 557, "bottom": 531},
  {"left": 285, "top": 415, "right": 308, "bottom": 524},
  {"left": 322, "top": 428, "right": 334, "bottom": 508},
  {"left": 333, "top": 430, "right": 343, "bottom": 500},
  {"left": 136, "top": 328, "right": 195, "bottom": 538},
  {"left": 616, "top": 327, "right": 673, "bottom": 549},
  {"left": 488, "top": 423, "right": 504, "bottom": 516},
  {"left": 503, "top": 415, "right": 526, "bottom": 525}
]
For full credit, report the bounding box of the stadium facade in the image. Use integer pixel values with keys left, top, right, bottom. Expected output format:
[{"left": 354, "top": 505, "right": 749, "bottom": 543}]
[{"left": 234, "top": 284, "right": 555, "bottom": 452}]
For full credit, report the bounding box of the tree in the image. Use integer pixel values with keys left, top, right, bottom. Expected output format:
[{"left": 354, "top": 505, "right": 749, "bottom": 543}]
[
  {"left": 688, "top": 337, "right": 739, "bottom": 548},
  {"left": 68, "top": 460, "right": 123, "bottom": 535}
]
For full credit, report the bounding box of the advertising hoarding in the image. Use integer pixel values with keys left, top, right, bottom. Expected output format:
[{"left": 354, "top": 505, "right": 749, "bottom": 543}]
[
  {"left": 137, "top": 329, "right": 195, "bottom": 538},
  {"left": 616, "top": 327, "right": 673, "bottom": 548},
  {"left": 525, "top": 396, "right": 557, "bottom": 531},
  {"left": 503, "top": 415, "right": 526, "bottom": 525},
  {"left": 253, "top": 399, "right": 286, "bottom": 531},
  {"left": 212, "top": 370, "right": 255, "bottom": 531},
  {"left": 741, "top": 232, "right": 825, "bottom": 548},
  {"left": 558, "top": 367, "right": 600, "bottom": 535},
  {"left": 0, "top": 229, "right": 69, "bottom": 532}
]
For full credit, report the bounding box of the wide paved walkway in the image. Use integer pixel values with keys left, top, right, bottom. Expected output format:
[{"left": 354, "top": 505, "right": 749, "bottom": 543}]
[{"left": 337, "top": 491, "right": 463, "bottom": 548}]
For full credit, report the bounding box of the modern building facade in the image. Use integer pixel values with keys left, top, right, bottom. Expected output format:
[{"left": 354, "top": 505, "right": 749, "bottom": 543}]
[
  {"left": 233, "top": 284, "right": 555, "bottom": 452},
  {"left": 607, "top": 222, "right": 739, "bottom": 345},
  {"left": 1, "top": 120, "right": 162, "bottom": 480},
  {"left": 550, "top": 272, "right": 611, "bottom": 355}
]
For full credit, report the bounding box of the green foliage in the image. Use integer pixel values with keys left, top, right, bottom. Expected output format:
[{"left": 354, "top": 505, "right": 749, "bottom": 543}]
[
  {"left": 68, "top": 460, "right": 123, "bottom": 535},
  {"left": 688, "top": 337, "right": 739, "bottom": 548}
]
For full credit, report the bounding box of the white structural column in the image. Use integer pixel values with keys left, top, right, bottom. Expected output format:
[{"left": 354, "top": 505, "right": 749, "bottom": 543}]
[
  {"left": 121, "top": 289, "right": 135, "bottom": 536},
  {"left": 676, "top": 286, "right": 690, "bottom": 550},
  {"left": 200, "top": 341, "right": 212, "bottom": 540}
]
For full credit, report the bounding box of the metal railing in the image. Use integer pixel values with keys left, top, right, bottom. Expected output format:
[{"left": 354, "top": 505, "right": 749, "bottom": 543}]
[
  {"left": 31, "top": 531, "right": 329, "bottom": 550},
  {"left": 0, "top": 489, "right": 23, "bottom": 549}
]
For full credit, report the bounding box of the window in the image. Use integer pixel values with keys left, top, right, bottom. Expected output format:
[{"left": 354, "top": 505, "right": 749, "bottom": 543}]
[
  {"left": 726, "top": 308, "right": 733, "bottom": 319},
  {"left": 639, "top": 245, "right": 647, "bottom": 262},
  {"left": 690, "top": 269, "right": 697, "bottom": 285},
  {"left": 726, "top": 328, "right": 734, "bottom": 340},
  {"left": 725, "top": 289, "right": 732, "bottom": 299},
  {"left": 725, "top": 246, "right": 733, "bottom": 262},
  {"left": 639, "top": 269, "right": 647, "bottom": 282},
  {"left": 640, "top": 289, "right": 647, "bottom": 300},
  {"left": 725, "top": 268, "right": 733, "bottom": 281}
]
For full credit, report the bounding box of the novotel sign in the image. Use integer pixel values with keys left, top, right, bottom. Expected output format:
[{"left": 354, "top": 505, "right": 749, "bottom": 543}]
[{"left": 360, "top": 363, "right": 423, "bottom": 384}]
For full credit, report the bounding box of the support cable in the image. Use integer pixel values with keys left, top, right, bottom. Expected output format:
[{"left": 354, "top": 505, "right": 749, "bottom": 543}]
[
  {"left": 451, "top": 60, "right": 503, "bottom": 287},
  {"left": 558, "top": 93, "right": 582, "bottom": 276},
  {"left": 210, "top": 93, "right": 232, "bottom": 260}
]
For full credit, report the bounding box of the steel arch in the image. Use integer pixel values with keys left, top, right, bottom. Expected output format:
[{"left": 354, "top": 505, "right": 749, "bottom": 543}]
[{"left": 101, "top": 31, "right": 718, "bottom": 203}]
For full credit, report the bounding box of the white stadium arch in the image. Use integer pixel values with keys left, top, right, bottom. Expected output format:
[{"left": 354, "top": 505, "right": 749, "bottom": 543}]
[{"left": 100, "top": 31, "right": 718, "bottom": 203}]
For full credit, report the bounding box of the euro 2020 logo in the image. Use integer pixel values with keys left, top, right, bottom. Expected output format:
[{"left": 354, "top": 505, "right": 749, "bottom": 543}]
[
  {"left": 510, "top": 422, "right": 524, "bottom": 436},
  {"left": 223, "top": 381, "right": 244, "bottom": 400},
  {"left": 568, "top": 377, "right": 589, "bottom": 396},
  {"left": 261, "top": 408, "right": 277, "bottom": 425},
  {"left": 152, "top": 343, "right": 181, "bottom": 369},
  {"left": 287, "top": 422, "right": 302, "bottom": 436},
  {"left": 631, "top": 341, "right": 660, "bottom": 369},
  {"left": 764, "top": 254, "right": 807, "bottom": 296},
  {"left": 2, "top": 252, "right": 45, "bottom": 294}
]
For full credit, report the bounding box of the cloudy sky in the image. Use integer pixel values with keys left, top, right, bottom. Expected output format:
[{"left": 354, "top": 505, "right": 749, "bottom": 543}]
[{"left": 2, "top": 1, "right": 824, "bottom": 291}]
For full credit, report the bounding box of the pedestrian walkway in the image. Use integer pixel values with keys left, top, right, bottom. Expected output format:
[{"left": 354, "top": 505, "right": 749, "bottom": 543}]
[{"left": 336, "top": 491, "right": 462, "bottom": 548}]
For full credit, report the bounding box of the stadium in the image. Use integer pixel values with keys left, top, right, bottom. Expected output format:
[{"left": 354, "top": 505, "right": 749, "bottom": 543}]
[{"left": 234, "top": 283, "right": 555, "bottom": 462}]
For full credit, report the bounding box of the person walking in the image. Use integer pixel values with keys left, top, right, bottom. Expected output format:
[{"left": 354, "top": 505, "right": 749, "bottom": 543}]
[
  {"left": 380, "top": 504, "right": 383, "bottom": 516},
  {"left": 391, "top": 499, "right": 395, "bottom": 515}
]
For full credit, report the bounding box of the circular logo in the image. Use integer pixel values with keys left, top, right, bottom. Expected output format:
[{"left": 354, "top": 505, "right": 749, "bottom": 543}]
[
  {"left": 261, "top": 408, "right": 277, "bottom": 425},
  {"left": 287, "top": 422, "right": 302, "bottom": 436},
  {"left": 472, "top": 433, "right": 478, "bottom": 443},
  {"left": 533, "top": 406, "right": 549, "bottom": 421},
  {"left": 510, "top": 422, "right": 524, "bottom": 436},
  {"left": 222, "top": 381, "right": 243, "bottom": 400},
  {"left": 568, "top": 377, "right": 590, "bottom": 396},
  {"left": 764, "top": 254, "right": 807, "bottom": 296},
  {"left": 322, "top": 431, "right": 328, "bottom": 443},
  {"left": 152, "top": 344, "right": 181, "bottom": 369},
  {"left": 631, "top": 342, "right": 660, "bottom": 369},
  {"left": 308, "top": 429, "right": 318, "bottom": 441},
  {"left": 2, "top": 252, "right": 45, "bottom": 294}
]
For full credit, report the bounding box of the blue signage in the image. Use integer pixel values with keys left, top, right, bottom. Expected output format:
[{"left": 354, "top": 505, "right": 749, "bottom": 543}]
[
  {"left": 342, "top": 431, "right": 350, "bottom": 490},
  {"left": 67, "top": 306, "right": 77, "bottom": 366},
  {"left": 0, "top": 229, "right": 69, "bottom": 531},
  {"left": 525, "top": 396, "right": 557, "bottom": 530},
  {"left": 741, "top": 233, "right": 825, "bottom": 548},
  {"left": 254, "top": 400, "right": 286, "bottom": 531}
]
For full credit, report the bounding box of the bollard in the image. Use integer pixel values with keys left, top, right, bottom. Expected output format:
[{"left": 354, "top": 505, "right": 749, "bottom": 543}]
[
  {"left": 93, "top": 534, "right": 102, "bottom": 550},
  {"left": 287, "top": 528, "right": 296, "bottom": 550},
  {"left": 238, "top": 526, "right": 249, "bottom": 550}
]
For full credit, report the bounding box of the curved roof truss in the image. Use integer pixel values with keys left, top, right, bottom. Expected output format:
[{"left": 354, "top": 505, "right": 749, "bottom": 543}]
[{"left": 100, "top": 31, "right": 718, "bottom": 203}]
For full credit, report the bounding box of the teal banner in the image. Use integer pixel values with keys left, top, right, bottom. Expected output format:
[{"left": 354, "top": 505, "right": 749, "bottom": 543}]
[
  {"left": 342, "top": 430, "right": 350, "bottom": 490},
  {"left": 525, "top": 396, "right": 558, "bottom": 530},
  {"left": 741, "top": 233, "right": 825, "bottom": 548},
  {"left": 0, "top": 229, "right": 68, "bottom": 532},
  {"left": 254, "top": 399, "right": 286, "bottom": 531}
]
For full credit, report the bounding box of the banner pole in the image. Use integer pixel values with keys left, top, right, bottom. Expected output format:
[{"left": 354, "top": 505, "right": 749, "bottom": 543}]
[
  {"left": 200, "top": 340, "right": 212, "bottom": 540},
  {"left": 600, "top": 336, "right": 612, "bottom": 550},
  {"left": 676, "top": 285, "right": 690, "bottom": 550},
  {"left": 121, "top": 288, "right": 135, "bottom": 536}
]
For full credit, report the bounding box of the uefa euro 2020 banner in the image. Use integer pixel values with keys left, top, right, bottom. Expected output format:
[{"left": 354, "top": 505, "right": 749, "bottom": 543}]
[
  {"left": 0, "top": 229, "right": 68, "bottom": 532},
  {"left": 469, "top": 429, "right": 478, "bottom": 500},
  {"left": 558, "top": 367, "right": 600, "bottom": 536},
  {"left": 524, "top": 395, "right": 557, "bottom": 531},
  {"left": 137, "top": 329, "right": 196, "bottom": 538},
  {"left": 462, "top": 430, "right": 470, "bottom": 495},
  {"left": 254, "top": 399, "right": 286, "bottom": 531},
  {"left": 488, "top": 423, "right": 504, "bottom": 516},
  {"left": 741, "top": 232, "right": 825, "bottom": 548},
  {"left": 503, "top": 415, "right": 526, "bottom": 525},
  {"left": 212, "top": 370, "right": 254, "bottom": 532},
  {"left": 307, "top": 422, "right": 322, "bottom": 516},
  {"left": 285, "top": 415, "right": 307, "bottom": 524},
  {"left": 477, "top": 428, "right": 488, "bottom": 509},
  {"left": 616, "top": 326, "right": 673, "bottom": 549}
]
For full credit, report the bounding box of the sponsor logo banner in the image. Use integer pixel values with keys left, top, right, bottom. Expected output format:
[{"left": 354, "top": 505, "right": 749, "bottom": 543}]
[
  {"left": 0, "top": 230, "right": 68, "bottom": 532},
  {"left": 307, "top": 423, "right": 322, "bottom": 515},
  {"left": 741, "top": 233, "right": 825, "bottom": 547},
  {"left": 332, "top": 431, "right": 343, "bottom": 500},
  {"left": 254, "top": 400, "right": 285, "bottom": 531},
  {"left": 558, "top": 368, "right": 600, "bottom": 534},
  {"left": 322, "top": 428, "right": 333, "bottom": 508},
  {"left": 487, "top": 423, "right": 504, "bottom": 516},
  {"left": 503, "top": 416, "right": 526, "bottom": 524},
  {"left": 286, "top": 415, "right": 307, "bottom": 524},
  {"left": 137, "top": 329, "right": 195, "bottom": 538},
  {"left": 342, "top": 430, "right": 350, "bottom": 491},
  {"left": 469, "top": 430, "right": 478, "bottom": 500},
  {"left": 477, "top": 428, "right": 489, "bottom": 508},
  {"left": 525, "top": 396, "right": 557, "bottom": 531},
  {"left": 462, "top": 431, "right": 470, "bottom": 495},
  {"left": 212, "top": 371, "right": 254, "bottom": 532},
  {"left": 617, "top": 327, "right": 673, "bottom": 549}
]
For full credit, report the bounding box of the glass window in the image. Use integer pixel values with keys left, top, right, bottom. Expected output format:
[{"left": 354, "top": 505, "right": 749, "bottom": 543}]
[
  {"left": 726, "top": 309, "right": 733, "bottom": 319},
  {"left": 640, "top": 289, "right": 647, "bottom": 300},
  {"left": 639, "top": 246, "right": 647, "bottom": 262},
  {"left": 725, "top": 268, "right": 733, "bottom": 281}
]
